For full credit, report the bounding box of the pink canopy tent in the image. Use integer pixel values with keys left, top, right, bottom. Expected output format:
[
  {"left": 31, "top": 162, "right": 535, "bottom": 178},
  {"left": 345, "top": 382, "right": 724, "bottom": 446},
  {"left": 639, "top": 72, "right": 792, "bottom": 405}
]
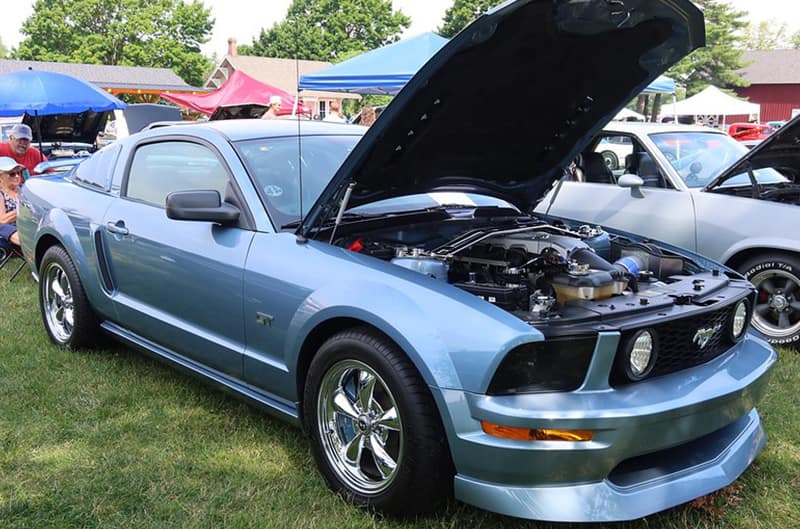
[{"left": 160, "top": 70, "right": 309, "bottom": 117}]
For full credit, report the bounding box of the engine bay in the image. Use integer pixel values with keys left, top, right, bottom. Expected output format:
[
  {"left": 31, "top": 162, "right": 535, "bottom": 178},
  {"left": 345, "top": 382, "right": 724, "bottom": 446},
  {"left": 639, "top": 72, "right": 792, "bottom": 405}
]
[{"left": 335, "top": 218, "right": 739, "bottom": 331}]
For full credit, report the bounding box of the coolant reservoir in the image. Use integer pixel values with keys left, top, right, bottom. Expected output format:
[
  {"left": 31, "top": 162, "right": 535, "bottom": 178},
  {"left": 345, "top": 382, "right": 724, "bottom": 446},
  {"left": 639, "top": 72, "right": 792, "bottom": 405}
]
[
  {"left": 551, "top": 270, "right": 626, "bottom": 302},
  {"left": 391, "top": 255, "right": 449, "bottom": 280}
]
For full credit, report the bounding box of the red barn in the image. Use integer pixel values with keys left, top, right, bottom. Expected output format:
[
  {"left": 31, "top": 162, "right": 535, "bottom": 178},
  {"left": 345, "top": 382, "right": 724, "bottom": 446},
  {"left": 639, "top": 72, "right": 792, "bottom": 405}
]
[{"left": 736, "top": 50, "right": 800, "bottom": 122}]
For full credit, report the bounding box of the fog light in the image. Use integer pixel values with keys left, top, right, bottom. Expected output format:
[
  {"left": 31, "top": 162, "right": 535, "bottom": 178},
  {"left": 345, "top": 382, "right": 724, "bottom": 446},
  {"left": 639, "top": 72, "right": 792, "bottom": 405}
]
[
  {"left": 627, "top": 329, "right": 656, "bottom": 380},
  {"left": 731, "top": 300, "right": 749, "bottom": 340}
]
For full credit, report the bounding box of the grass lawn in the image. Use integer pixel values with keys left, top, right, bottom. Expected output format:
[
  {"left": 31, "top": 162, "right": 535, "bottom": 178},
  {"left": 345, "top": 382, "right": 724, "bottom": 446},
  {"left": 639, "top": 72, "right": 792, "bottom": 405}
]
[{"left": 1, "top": 262, "right": 798, "bottom": 529}]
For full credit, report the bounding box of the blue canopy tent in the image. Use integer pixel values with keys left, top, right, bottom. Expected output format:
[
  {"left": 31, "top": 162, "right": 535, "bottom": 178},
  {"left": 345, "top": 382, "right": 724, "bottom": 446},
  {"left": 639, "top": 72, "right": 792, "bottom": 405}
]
[
  {"left": 642, "top": 75, "right": 676, "bottom": 94},
  {"left": 299, "top": 32, "right": 448, "bottom": 95}
]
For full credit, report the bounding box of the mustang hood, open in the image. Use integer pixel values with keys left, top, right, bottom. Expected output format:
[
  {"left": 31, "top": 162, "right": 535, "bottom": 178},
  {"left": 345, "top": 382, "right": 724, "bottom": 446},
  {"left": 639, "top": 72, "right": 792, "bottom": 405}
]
[
  {"left": 301, "top": 0, "right": 704, "bottom": 236},
  {"left": 705, "top": 113, "right": 800, "bottom": 190},
  {"left": 23, "top": 110, "right": 108, "bottom": 146}
]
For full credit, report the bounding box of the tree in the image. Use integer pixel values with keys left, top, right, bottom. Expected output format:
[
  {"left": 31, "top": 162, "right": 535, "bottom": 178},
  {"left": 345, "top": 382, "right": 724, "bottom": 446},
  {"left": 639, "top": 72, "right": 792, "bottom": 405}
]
[
  {"left": 792, "top": 30, "right": 800, "bottom": 49},
  {"left": 438, "top": 0, "right": 502, "bottom": 38},
  {"left": 744, "top": 20, "right": 790, "bottom": 50},
  {"left": 248, "top": 0, "right": 410, "bottom": 62},
  {"left": 13, "top": 0, "right": 213, "bottom": 86},
  {"left": 0, "top": 36, "right": 7, "bottom": 58},
  {"left": 666, "top": 0, "right": 749, "bottom": 94}
]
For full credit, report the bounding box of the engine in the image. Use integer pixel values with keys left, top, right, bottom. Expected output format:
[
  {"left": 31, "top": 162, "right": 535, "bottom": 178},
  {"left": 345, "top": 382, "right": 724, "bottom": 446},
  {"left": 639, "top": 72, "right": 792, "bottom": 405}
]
[{"left": 341, "top": 224, "right": 687, "bottom": 321}]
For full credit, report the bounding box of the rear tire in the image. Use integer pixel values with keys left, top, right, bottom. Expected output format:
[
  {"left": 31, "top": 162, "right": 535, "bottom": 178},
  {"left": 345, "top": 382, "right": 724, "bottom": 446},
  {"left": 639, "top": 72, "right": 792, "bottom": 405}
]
[
  {"left": 738, "top": 253, "right": 800, "bottom": 347},
  {"left": 39, "top": 245, "right": 101, "bottom": 349},
  {"left": 303, "top": 327, "right": 453, "bottom": 516}
]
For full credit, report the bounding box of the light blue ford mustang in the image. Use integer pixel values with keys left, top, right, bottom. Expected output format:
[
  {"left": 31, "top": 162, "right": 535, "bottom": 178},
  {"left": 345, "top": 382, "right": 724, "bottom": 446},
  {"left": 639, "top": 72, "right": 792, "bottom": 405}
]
[{"left": 16, "top": 0, "right": 777, "bottom": 522}]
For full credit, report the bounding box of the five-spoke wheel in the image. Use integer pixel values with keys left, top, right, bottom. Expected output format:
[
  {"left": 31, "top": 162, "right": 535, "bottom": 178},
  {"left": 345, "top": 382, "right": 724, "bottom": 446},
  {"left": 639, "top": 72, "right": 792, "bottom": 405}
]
[
  {"left": 38, "top": 245, "right": 100, "bottom": 349},
  {"left": 304, "top": 328, "right": 452, "bottom": 515},
  {"left": 43, "top": 261, "right": 75, "bottom": 343},
  {"left": 740, "top": 253, "right": 800, "bottom": 347},
  {"left": 317, "top": 360, "right": 402, "bottom": 494}
]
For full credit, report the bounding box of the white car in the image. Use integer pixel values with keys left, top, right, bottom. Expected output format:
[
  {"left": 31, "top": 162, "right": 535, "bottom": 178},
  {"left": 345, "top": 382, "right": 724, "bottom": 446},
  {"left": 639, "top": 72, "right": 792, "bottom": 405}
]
[{"left": 537, "top": 119, "right": 800, "bottom": 346}]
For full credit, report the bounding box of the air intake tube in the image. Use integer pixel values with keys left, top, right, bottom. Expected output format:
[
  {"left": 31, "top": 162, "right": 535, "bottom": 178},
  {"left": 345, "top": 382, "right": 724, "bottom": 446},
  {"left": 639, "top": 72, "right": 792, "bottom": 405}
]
[{"left": 569, "top": 248, "right": 640, "bottom": 292}]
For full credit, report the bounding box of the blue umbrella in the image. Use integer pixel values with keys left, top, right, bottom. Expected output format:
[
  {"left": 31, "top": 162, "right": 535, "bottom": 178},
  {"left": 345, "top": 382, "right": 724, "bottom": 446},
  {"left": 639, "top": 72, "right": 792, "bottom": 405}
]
[{"left": 0, "top": 69, "right": 126, "bottom": 117}]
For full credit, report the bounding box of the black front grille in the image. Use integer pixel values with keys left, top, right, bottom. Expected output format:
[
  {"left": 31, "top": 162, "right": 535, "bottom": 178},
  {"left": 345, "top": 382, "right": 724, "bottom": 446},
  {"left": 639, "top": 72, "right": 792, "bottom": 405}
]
[{"left": 611, "top": 302, "right": 739, "bottom": 386}]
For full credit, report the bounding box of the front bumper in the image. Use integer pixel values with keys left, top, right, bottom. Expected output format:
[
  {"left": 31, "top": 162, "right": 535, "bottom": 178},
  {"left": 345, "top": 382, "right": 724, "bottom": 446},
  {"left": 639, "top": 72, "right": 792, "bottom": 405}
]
[{"left": 433, "top": 333, "right": 776, "bottom": 522}]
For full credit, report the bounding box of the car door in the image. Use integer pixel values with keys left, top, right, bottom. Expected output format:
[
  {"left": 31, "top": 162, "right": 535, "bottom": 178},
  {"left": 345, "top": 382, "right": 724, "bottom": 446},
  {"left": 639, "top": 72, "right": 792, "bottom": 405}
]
[
  {"left": 536, "top": 133, "right": 698, "bottom": 252},
  {"left": 102, "top": 139, "right": 253, "bottom": 378}
]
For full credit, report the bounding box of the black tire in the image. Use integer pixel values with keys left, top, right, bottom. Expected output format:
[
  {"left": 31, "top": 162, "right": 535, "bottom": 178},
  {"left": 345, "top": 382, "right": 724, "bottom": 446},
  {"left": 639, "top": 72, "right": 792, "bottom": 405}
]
[
  {"left": 599, "top": 150, "right": 619, "bottom": 170},
  {"left": 303, "top": 327, "right": 453, "bottom": 516},
  {"left": 738, "top": 253, "right": 800, "bottom": 347},
  {"left": 38, "top": 245, "right": 101, "bottom": 349}
]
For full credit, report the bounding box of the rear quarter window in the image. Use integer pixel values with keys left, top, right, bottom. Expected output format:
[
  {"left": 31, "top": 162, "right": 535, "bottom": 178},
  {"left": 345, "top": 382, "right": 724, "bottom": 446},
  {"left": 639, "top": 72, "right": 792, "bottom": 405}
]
[{"left": 72, "top": 144, "right": 122, "bottom": 191}]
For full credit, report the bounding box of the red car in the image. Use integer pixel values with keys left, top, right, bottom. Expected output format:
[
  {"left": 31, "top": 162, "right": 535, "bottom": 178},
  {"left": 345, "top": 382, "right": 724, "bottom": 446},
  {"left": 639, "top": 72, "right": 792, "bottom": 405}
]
[{"left": 727, "top": 122, "right": 774, "bottom": 142}]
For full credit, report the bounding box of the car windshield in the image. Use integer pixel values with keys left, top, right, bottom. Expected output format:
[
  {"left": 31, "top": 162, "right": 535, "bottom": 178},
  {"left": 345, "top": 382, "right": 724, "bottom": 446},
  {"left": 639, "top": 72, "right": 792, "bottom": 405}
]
[
  {"left": 235, "top": 135, "right": 361, "bottom": 228},
  {"left": 648, "top": 131, "right": 789, "bottom": 188}
]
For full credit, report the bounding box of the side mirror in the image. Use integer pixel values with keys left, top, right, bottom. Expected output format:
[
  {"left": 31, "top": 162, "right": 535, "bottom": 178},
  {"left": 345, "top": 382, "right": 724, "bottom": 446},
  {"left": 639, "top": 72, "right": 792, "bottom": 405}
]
[
  {"left": 166, "top": 190, "right": 240, "bottom": 225},
  {"left": 617, "top": 173, "right": 644, "bottom": 188}
]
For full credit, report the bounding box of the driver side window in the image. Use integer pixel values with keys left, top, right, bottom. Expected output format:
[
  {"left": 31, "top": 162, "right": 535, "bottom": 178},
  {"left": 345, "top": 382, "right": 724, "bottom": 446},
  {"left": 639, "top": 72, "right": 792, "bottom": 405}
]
[
  {"left": 126, "top": 141, "right": 229, "bottom": 207},
  {"left": 592, "top": 134, "right": 670, "bottom": 189}
]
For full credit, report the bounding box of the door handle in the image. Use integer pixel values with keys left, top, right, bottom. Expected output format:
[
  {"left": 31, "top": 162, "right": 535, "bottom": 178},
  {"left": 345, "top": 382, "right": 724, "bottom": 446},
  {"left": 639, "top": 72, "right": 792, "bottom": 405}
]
[{"left": 106, "top": 221, "right": 129, "bottom": 236}]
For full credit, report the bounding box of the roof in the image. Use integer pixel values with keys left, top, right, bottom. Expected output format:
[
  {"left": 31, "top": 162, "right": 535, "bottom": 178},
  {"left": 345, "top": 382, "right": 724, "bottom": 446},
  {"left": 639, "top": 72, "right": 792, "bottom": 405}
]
[
  {"left": 147, "top": 117, "right": 366, "bottom": 142},
  {"left": 0, "top": 59, "right": 197, "bottom": 92},
  {"left": 739, "top": 50, "right": 800, "bottom": 85},
  {"left": 603, "top": 122, "right": 725, "bottom": 135},
  {"left": 207, "top": 55, "right": 359, "bottom": 100}
]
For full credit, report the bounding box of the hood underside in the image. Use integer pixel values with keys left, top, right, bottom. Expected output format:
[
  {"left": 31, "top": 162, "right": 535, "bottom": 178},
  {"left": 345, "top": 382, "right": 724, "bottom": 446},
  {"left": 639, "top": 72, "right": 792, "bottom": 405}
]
[
  {"left": 706, "top": 112, "right": 800, "bottom": 190},
  {"left": 301, "top": 0, "right": 704, "bottom": 237},
  {"left": 23, "top": 110, "right": 109, "bottom": 145}
]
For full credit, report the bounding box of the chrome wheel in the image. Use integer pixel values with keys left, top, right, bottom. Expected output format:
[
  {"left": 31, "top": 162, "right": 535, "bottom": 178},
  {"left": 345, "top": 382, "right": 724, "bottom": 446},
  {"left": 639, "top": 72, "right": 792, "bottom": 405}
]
[
  {"left": 43, "top": 261, "right": 75, "bottom": 343},
  {"left": 751, "top": 269, "right": 800, "bottom": 339},
  {"left": 316, "top": 359, "right": 403, "bottom": 495}
]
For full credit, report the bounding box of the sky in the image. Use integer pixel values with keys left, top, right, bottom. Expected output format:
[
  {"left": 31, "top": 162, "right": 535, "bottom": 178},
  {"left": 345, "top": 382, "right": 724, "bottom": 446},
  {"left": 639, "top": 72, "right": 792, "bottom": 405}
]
[{"left": 2, "top": 0, "right": 800, "bottom": 57}]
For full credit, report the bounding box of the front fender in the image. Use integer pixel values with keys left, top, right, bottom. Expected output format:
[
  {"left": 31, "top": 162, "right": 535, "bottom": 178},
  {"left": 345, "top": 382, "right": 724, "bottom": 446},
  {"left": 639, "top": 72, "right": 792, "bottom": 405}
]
[
  {"left": 720, "top": 237, "right": 800, "bottom": 267},
  {"left": 286, "top": 279, "right": 543, "bottom": 393}
]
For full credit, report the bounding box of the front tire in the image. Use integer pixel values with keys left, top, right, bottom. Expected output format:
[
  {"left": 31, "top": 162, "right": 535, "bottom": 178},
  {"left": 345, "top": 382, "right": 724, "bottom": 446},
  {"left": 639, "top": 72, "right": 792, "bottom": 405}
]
[
  {"left": 39, "top": 245, "right": 101, "bottom": 349},
  {"left": 303, "top": 327, "right": 452, "bottom": 515},
  {"left": 738, "top": 253, "right": 800, "bottom": 347}
]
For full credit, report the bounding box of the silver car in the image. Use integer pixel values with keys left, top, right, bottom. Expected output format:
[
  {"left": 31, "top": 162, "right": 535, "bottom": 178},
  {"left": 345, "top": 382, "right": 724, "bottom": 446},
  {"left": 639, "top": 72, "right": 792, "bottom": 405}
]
[{"left": 538, "top": 119, "right": 800, "bottom": 346}]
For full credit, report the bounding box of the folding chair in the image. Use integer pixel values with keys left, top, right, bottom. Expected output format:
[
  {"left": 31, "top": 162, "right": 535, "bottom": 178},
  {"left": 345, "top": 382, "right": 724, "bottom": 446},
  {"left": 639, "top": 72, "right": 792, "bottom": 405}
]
[{"left": 0, "top": 245, "right": 26, "bottom": 282}]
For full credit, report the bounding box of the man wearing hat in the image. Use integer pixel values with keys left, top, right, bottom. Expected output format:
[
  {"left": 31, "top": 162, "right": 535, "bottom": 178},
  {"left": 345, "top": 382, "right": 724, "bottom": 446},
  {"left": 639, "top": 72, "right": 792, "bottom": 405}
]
[
  {"left": 0, "top": 124, "right": 47, "bottom": 177},
  {"left": 261, "top": 95, "right": 283, "bottom": 120}
]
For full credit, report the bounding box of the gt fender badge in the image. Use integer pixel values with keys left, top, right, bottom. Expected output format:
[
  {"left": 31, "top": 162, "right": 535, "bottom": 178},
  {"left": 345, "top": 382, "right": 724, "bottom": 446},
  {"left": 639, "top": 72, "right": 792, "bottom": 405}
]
[{"left": 693, "top": 324, "right": 721, "bottom": 349}]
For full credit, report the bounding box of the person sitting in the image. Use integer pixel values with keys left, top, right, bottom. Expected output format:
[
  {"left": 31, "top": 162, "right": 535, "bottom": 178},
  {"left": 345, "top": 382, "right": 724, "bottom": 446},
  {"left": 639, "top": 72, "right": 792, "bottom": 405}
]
[
  {"left": 0, "top": 124, "right": 47, "bottom": 178},
  {"left": 0, "top": 157, "right": 24, "bottom": 250},
  {"left": 261, "top": 96, "right": 283, "bottom": 120}
]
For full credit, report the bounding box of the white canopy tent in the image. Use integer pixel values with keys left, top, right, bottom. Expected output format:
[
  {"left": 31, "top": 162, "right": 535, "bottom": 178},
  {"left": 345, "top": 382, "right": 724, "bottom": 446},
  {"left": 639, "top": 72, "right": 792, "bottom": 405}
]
[{"left": 662, "top": 85, "right": 760, "bottom": 126}]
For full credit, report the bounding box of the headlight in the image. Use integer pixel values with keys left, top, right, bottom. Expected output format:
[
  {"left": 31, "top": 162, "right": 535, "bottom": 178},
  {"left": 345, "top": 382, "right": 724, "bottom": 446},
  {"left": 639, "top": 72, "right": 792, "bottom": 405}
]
[
  {"left": 487, "top": 336, "right": 596, "bottom": 395},
  {"left": 626, "top": 329, "right": 657, "bottom": 380},
  {"left": 730, "top": 299, "right": 750, "bottom": 341}
]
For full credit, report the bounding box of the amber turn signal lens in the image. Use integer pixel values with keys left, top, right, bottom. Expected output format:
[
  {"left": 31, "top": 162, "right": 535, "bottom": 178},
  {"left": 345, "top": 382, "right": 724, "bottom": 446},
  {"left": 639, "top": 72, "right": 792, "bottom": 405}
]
[
  {"left": 530, "top": 428, "right": 593, "bottom": 441},
  {"left": 481, "top": 421, "right": 593, "bottom": 442}
]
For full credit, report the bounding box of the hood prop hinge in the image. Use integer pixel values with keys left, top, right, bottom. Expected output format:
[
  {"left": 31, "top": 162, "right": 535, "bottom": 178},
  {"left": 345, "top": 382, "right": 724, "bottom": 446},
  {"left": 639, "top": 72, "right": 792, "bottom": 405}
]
[{"left": 329, "top": 182, "right": 357, "bottom": 244}]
